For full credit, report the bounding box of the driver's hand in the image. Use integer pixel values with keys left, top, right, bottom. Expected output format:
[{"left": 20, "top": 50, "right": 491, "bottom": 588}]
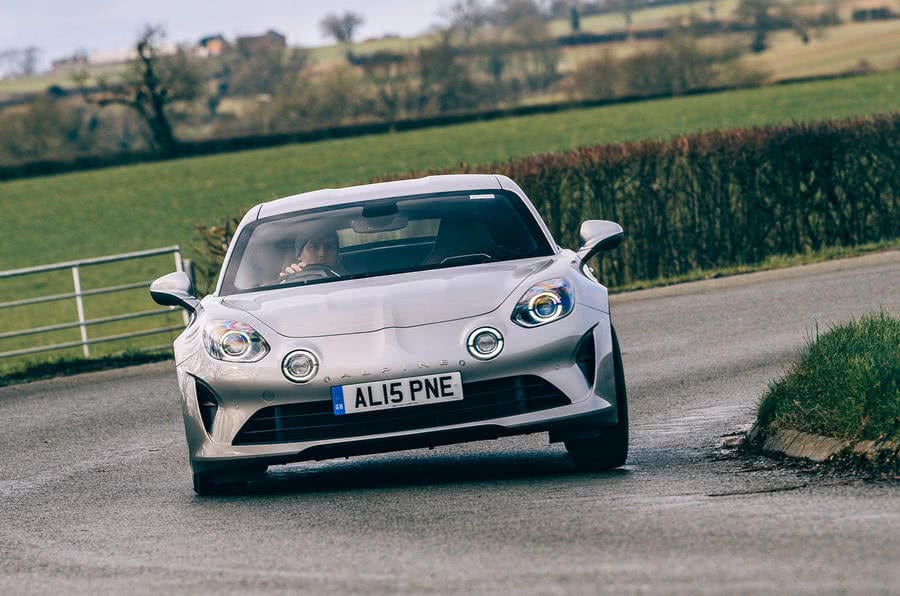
[{"left": 279, "top": 260, "right": 306, "bottom": 278}]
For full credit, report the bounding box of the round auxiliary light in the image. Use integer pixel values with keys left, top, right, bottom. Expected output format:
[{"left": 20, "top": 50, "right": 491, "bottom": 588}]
[
  {"left": 467, "top": 327, "right": 504, "bottom": 361},
  {"left": 528, "top": 292, "right": 562, "bottom": 321},
  {"left": 221, "top": 330, "right": 251, "bottom": 358},
  {"left": 282, "top": 350, "right": 319, "bottom": 383}
]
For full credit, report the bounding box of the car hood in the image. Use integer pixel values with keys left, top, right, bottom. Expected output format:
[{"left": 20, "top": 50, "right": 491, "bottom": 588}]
[{"left": 221, "top": 257, "right": 555, "bottom": 338}]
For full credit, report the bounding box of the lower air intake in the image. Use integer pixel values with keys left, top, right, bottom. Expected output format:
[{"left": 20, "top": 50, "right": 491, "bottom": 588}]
[
  {"left": 233, "top": 375, "right": 569, "bottom": 445},
  {"left": 195, "top": 379, "right": 219, "bottom": 434},
  {"left": 575, "top": 329, "right": 596, "bottom": 387}
]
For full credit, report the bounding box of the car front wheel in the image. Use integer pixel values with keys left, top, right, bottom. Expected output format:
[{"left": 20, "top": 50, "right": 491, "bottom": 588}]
[{"left": 565, "top": 326, "right": 628, "bottom": 471}]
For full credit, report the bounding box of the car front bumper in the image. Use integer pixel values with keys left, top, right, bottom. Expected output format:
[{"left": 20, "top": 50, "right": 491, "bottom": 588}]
[{"left": 174, "top": 305, "right": 619, "bottom": 472}]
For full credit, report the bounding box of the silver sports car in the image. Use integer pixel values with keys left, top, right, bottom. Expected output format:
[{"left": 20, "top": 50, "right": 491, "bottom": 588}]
[{"left": 151, "top": 174, "right": 628, "bottom": 495}]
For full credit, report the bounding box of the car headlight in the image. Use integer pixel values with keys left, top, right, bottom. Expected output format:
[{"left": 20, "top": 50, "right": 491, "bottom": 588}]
[
  {"left": 512, "top": 278, "right": 574, "bottom": 327},
  {"left": 203, "top": 320, "right": 270, "bottom": 362}
]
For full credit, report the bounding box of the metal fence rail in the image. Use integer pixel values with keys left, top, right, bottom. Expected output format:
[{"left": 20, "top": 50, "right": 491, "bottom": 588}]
[{"left": 0, "top": 246, "right": 190, "bottom": 360}]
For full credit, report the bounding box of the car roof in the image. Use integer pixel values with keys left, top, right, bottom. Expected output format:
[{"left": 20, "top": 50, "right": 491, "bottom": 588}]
[{"left": 256, "top": 174, "right": 506, "bottom": 219}]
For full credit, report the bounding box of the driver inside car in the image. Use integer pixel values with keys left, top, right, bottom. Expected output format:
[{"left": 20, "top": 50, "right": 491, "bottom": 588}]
[{"left": 279, "top": 230, "right": 343, "bottom": 279}]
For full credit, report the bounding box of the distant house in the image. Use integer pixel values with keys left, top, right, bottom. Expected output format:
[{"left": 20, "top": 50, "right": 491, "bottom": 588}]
[
  {"left": 51, "top": 52, "right": 89, "bottom": 73},
  {"left": 198, "top": 34, "right": 229, "bottom": 57},
  {"left": 236, "top": 30, "right": 287, "bottom": 55},
  {"left": 51, "top": 43, "right": 175, "bottom": 71}
]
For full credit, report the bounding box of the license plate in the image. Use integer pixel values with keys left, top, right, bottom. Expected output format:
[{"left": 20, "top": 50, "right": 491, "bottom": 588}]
[{"left": 331, "top": 372, "right": 463, "bottom": 416}]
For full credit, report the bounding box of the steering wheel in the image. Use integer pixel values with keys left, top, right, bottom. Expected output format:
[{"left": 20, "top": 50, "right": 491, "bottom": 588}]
[{"left": 281, "top": 263, "right": 341, "bottom": 282}]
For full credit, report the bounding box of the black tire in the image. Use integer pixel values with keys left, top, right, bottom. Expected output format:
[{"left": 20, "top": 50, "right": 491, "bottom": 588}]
[
  {"left": 565, "top": 325, "right": 628, "bottom": 471},
  {"left": 192, "top": 463, "right": 267, "bottom": 496},
  {"left": 192, "top": 470, "right": 226, "bottom": 496}
]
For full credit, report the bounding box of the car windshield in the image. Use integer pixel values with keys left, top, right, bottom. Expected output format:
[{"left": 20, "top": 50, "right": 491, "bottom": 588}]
[{"left": 219, "top": 190, "right": 554, "bottom": 295}]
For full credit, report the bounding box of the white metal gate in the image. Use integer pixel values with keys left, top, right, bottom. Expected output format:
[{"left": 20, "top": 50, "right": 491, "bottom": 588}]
[{"left": 0, "top": 246, "right": 190, "bottom": 360}]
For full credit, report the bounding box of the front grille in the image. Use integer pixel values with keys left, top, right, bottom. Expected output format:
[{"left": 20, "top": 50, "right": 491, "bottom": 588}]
[{"left": 233, "top": 375, "right": 570, "bottom": 445}]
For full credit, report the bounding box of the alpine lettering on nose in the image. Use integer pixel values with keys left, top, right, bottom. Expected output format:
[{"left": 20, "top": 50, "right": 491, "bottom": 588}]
[{"left": 324, "top": 359, "right": 467, "bottom": 383}]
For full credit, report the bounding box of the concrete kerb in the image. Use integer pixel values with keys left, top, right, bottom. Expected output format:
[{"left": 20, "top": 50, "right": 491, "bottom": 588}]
[{"left": 748, "top": 424, "right": 900, "bottom": 464}]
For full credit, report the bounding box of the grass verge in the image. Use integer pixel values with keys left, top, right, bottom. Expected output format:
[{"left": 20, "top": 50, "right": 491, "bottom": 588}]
[
  {"left": 0, "top": 349, "right": 173, "bottom": 389},
  {"left": 754, "top": 310, "right": 900, "bottom": 472}
]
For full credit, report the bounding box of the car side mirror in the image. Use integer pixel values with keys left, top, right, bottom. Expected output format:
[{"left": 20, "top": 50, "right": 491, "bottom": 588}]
[
  {"left": 576, "top": 220, "right": 624, "bottom": 265},
  {"left": 150, "top": 271, "right": 200, "bottom": 313}
]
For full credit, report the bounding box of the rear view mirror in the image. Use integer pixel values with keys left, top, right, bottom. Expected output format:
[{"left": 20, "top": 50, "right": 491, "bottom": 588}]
[
  {"left": 576, "top": 220, "right": 624, "bottom": 266},
  {"left": 351, "top": 214, "right": 409, "bottom": 233},
  {"left": 150, "top": 271, "right": 200, "bottom": 313}
]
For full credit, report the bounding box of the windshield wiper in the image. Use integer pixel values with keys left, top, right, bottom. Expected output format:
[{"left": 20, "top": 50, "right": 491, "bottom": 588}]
[{"left": 439, "top": 254, "right": 493, "bottom": 266}]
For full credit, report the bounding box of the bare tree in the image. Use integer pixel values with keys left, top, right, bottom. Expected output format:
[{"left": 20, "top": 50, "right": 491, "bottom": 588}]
[
  {"left": 417, "top": 30, "right": 482, "bottom": 114},
  {"left": 572, "top": 50, "right": 620, "bottom": 100},
  {"left": 493, "top": 0, "right": 550, "bottom": 40},
  {"left": 0, "top": 50, "right": 15, "bottom": 78},
  {"left": 359, "top": 52, "right": 417, "bottom": 120},
  {"left": 612, "top": 0, "right": 636, "bottom": 32},
  {"left": 570, "top": 4, "right": 582, "bottom": 32},
  {"left": 0, "top": 46, "right": 42, "bottom": 79},
  {"left": 735, "top": 0, "right": 778, "bottom": 52},
  {"left": 441, "top": 0, "right": 490, "bottom": 42},
  {"left": 76, "top": 26, "right": 203, "bottom": 156},
  {"left": 735, "top": 0, "right": 815, "bottom": 53},
  {"left": 269, "top": 66, "right": 365, "bottom": 131},
  {"left": 0, "top": 93, "right": 83, "bottom": 160},
  {"left": 320, "top": 12, "right": 366, "bottom": 44},
  {"left": 224, "top": 45, "right": 309, "bottom": 96},
  {"left": 19, "top": 46, "right": 41, "bottom": 77}
]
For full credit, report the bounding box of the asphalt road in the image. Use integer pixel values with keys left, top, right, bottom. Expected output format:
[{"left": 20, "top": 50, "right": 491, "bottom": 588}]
[{"left": 1, "top": 252, "right": 898, "bottom": 594}]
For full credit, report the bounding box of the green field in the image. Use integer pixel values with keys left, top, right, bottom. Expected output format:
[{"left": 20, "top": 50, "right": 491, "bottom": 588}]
[
  {"left": 559, "top": 19, "right": 900, "bottom": 80},
  {"left": 1, "top": 70, "right": 898, "bottom": 371},
  {"left": 0, "top": 62, "right": 126, "bottom": 100},
  {"left": 742, "top": 19, "right": 900, "bottom": 80},
  {"left": 548, "top": 0, "right": 742, "bottom": 36}
]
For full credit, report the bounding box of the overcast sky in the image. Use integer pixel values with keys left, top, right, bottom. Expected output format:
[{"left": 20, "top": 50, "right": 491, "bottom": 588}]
[{"left": 1, "top": 0, "right": 451, "bottom": 65}]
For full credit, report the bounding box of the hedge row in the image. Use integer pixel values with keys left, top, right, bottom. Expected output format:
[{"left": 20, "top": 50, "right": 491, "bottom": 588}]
[
  {"left": 376, "top": 113, "right": 899, "bottom": 286},
  {"left": 556, "top": 13, "right": 841, "bottom": 47}
]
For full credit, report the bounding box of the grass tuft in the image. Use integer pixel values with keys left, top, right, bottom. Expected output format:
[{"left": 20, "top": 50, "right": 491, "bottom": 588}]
[
  {"left": 757, "top": 311, "right": 900, "bottom": 443},
  {"left": 0, "top": 349, "right": 173, "bottom": 389}
]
